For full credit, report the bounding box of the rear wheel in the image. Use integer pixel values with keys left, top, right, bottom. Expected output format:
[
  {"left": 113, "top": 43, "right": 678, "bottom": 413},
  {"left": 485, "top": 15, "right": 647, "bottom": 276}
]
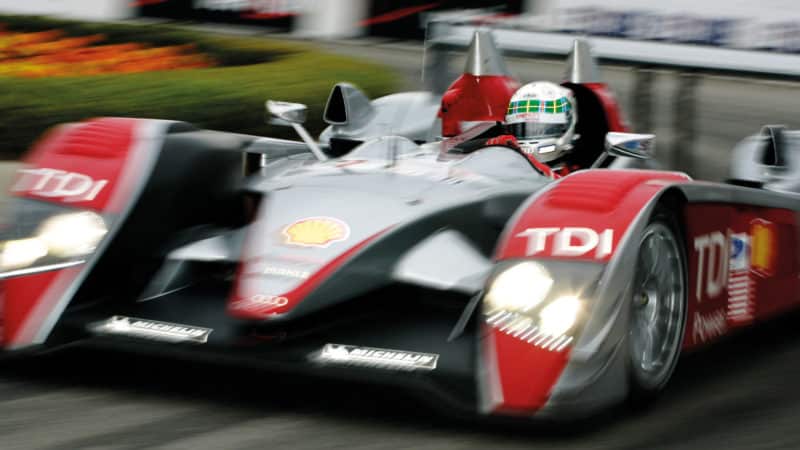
[{"left": 628, "top": 211, "right": 687, "bottom": 398}]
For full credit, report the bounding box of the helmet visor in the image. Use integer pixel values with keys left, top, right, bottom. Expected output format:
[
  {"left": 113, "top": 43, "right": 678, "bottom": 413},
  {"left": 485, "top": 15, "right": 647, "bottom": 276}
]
[{"left": 507, "top": 122, "right": 568, "bottom": 140}]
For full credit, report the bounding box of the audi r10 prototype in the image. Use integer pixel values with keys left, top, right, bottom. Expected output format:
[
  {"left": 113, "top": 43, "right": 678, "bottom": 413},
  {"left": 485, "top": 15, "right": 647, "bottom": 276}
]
[{"left": 2, "top": 31, "right": 799, "bottom": 421}]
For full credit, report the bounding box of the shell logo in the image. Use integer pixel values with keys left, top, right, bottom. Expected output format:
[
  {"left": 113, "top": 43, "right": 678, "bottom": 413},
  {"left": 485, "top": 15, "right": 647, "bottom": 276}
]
[{"left": 283, "top": 217, "right": 350, "bottom": 248}]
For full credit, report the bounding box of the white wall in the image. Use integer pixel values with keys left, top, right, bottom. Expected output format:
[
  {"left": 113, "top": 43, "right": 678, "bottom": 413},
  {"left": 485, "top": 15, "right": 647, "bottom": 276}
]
[
  {"left": 0, "top": 0, "right": 133, "bottom": 20},
  {"left": 528, "top": 0, "right": 800, "bottom": 50},
  {"left": 541, "top": 0, "right": 800, "bottom": 20},
  {"left": 294, "top": 0, "right": 369, "bottom": 38}
]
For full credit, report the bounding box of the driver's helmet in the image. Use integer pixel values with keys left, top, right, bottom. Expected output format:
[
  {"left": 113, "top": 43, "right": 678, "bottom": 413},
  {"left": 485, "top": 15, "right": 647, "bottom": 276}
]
[{"left": 505, "top": 81, "right": 577, "bottom": 163}]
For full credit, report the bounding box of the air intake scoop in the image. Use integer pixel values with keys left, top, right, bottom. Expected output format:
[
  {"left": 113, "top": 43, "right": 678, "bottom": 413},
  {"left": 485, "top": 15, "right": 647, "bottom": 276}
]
[
  {"left": 323, "top": 82, "right": 375, "bottom": 127},
  {"left": 463, "top": 29, "right": 511, "bottom": 77}
]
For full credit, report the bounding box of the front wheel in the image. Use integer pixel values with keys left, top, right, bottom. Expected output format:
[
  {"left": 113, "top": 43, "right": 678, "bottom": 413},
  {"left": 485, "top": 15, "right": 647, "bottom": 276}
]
[{"left": 628, "top": 212, "right": 687, "bottom": 399}]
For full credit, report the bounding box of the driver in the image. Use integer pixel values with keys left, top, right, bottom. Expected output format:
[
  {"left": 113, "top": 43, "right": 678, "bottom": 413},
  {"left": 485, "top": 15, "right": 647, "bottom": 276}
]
[
  {"left": 450, "top": 81, "right": 579, "bottom": 178},
  {"left": 490, "top": 81, "right": 578, "bottom": 176}
]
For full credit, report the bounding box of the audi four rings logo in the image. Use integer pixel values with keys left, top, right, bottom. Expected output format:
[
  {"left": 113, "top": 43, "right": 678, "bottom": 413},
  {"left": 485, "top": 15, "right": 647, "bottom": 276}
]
[
  {"left": 231, "top": 294, "right": 289, "bottom": 312},
  {"left": 249, "top": 294, "right": 289, "bottom": 307}
]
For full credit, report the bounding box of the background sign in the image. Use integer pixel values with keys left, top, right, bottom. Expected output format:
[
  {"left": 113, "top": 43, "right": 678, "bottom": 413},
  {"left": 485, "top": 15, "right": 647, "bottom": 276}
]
[{"left": 535, "top": 0, "right": 800, "bottom": 52}]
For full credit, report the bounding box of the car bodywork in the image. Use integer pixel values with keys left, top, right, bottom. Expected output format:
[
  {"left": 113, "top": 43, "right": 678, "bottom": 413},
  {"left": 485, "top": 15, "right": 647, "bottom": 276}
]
[{"left": 2, "top": 33, "right": 799, "bottom": 421}]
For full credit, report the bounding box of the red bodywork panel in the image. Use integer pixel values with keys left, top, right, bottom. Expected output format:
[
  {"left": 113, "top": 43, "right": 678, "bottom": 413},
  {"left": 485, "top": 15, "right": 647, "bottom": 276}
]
[
  {"left": 484, "top": 325, "right": 572, "bottom": 414},
  {"left": 13, "top": 118, "right": 138, "bottom": 213},
  {"left": 498, "top": 170, "right": 691, "bottom": 263},
  {"left": 439, "top": 73, "right": 520, "bottom": 137},
  {"left": 683, "top": 204, "right": 800, "bottom": 349},
  {"left": 2, "top": 118, "right": 155, "bottom": 348},
  {"left": 582, "top": 83, "right": 629, "bottom": 132}
]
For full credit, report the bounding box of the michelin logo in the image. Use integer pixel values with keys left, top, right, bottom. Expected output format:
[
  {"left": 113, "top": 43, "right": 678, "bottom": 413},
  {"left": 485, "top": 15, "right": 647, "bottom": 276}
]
[
  {"left": 90, "top": 316, "right": 212, "bottom": 344},
  {"left": 312, "top": 344, "right": 438, "bottom": 371}
]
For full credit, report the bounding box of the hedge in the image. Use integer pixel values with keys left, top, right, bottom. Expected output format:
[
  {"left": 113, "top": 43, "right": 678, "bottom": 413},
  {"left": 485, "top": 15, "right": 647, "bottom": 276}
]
[{"left": 0, "top": 15, "right": 400, "bottom": 159}]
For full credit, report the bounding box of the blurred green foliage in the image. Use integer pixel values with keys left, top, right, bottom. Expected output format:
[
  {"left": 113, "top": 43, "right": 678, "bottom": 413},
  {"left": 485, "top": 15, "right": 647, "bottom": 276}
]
[{"left": 0, "top": 15, "right": 400, "bottom": 159}]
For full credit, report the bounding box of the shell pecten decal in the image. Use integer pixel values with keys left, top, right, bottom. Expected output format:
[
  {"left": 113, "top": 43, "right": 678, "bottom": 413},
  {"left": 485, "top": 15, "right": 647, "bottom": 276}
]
[{"left": 282, "top": 217, "right": 351, "bottom": 248}]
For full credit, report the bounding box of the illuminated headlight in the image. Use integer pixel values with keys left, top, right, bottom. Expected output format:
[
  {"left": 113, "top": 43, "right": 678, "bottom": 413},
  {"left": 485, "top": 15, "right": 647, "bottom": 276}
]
[
  {"left": 0, "top": 211, "right": 107, "bottom": 272},
  {"left": 484, "top": 262, "right": 553, "bottom": 313},
  {"left": 538, "top": 295, "right": 582, "bottom": 337},
  {"left": 38, "top": 211, "right": 107, "bottom": 258},
  {"left": 484, "top": 262, "right": 588, "bottom": 350},
  {"left": 1, "top": 238, "right": 48, "bottom": 270}
]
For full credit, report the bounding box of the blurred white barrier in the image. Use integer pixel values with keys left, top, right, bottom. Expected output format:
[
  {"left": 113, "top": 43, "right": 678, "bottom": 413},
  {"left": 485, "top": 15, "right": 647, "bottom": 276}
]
[
  {"left": 0, "top": 0, "right": 133, "bottom": 20},
  {"left": 427, "top": 21, "right": 800, "bottom": 78},
  {"left": 294, "top": 0, "right": 369, "bottom": 38},
  {"left": 536, "top": 0, "right": 800, "bottom": 53}
]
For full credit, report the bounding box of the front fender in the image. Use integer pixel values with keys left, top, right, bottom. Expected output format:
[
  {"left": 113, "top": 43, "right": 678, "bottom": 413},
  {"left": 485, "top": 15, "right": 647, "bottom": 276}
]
[{"left": 478, "top": 169, "right": 691, "bottom": 417}]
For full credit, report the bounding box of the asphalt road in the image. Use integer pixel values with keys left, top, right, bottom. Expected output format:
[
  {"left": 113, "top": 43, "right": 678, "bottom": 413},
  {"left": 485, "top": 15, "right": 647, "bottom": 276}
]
[
  {"left": 3, "top": 310, "right": 800, "bottom": 450},
  {"left": 2, "top": 31, "right": 800, "bottom": 450}
]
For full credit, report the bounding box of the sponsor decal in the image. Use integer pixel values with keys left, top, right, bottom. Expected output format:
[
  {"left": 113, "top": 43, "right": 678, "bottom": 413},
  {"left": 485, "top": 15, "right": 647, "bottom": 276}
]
[
  {"left": 486, "top": 311, "right": 573, "bottom": 352},
  {"left": 283, "top": 216, "right": 350, "bottom": 248},
  {"left": 727, "top": 233, "right": 753, "bottom": 323},
  {"left": 692, "top": 309, "right": 728, "bottom": 344},
  {"left": 90, "top": 316, "right": 212, "bottom": 344},
  {"left": 693, "top": 231, "right": 729, "bottom": 302},
  {"left": 229, "top": 294, "right": 289, "bottom": 313},
  {"left": 695, "top": 222, "right": 774, "bottom": 317},
  {"left": 750, "top": 219, "right": 775, "bottom": 276},
  {"left": 517, "top": 227, "right": 614, "bottom": 258},
  {"left": 262, "top": 265, "right": 310, "bottom": 279},
  {"left": 12, "top": 168, "right": 108, "bottom": 203},
  {"left": 311, "top": 343, "right": 439, "bottom": 372},
  {"left": 194, "top": 0, "right": 303, "bottom": 15},
  {"left": 729, "top": 233, "right": 750, "bottom": 271}
]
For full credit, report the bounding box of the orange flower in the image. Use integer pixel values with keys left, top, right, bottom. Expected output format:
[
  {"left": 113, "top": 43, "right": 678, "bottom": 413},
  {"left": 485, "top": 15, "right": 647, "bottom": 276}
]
[{"left": 0, "top": 24, "right": 216, "bottom": 77}]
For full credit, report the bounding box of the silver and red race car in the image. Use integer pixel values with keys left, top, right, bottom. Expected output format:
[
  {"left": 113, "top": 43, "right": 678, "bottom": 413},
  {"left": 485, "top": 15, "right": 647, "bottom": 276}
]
[{"left": 0, "top": 30, "right": 798, "bottom": 421}]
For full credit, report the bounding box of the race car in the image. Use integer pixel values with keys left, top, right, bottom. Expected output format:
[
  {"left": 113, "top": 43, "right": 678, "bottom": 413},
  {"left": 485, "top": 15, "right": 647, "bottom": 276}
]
[{"left": 2, "top": 33, "right": 799, "bottom": 421}]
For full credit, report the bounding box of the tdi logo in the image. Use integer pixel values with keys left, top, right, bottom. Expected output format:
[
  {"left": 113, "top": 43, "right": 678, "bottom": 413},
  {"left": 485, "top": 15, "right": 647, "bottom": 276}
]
[
  {"left": 12, "top": 168, "right": 108, "bottom": 203},
  {"left": 517, "top": 227, "right": 614, "bottom": 258},
  {"left": 693, "top": 231, "right": 729, "bottom": 302}
]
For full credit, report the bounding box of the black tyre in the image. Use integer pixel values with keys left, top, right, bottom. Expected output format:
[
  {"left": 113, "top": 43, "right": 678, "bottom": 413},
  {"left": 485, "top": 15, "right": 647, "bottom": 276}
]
[{"left": 627, "top": 207, "right": 688, "bottom": 401}]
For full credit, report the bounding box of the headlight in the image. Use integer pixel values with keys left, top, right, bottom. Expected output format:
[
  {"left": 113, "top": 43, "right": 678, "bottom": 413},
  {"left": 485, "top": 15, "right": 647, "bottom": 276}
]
[
  {"left": 38, "top": 211, "right": 107, "bottom": 258},
  {"left": 538, "top": 295, "right": 582, "bottom": 338},
  {"left": 484, "top": 261, "right": 553, "bottom": 313},
  {"left": 484, "top": 261, "right": 588, "bottom": 350},
  {"left": 1, "top": 238, "right": 48, "bottom": 270},
  {"left": 0, "top": 209, "right": 108, "bottom": 273}
]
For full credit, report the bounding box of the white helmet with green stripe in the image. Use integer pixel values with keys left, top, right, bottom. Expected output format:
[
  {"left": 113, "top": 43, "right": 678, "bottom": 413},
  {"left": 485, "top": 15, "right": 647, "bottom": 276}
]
[{"left": 505, "top": 81, "right": 577, "bottom": 163}]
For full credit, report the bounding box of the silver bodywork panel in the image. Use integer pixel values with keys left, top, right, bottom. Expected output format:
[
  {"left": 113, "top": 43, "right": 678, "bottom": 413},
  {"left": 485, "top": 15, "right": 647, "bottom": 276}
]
[
  {"left": 730, "top": 129, "right": 800, "bottom": 193},
  {"left": 319, "top": 91, "right": 441, "bottom": 146},
  {"left": 240, "top": 138, "right": 549, "bottom": 309},
  {"left": 393, "top": 229, "right": 491, "bottom": 294},
  {"left": 564, "top": 39, "right": 601, "bottom": 84},
  {"left": 463, "top": 29, "right": 511, "bottom": 77}
]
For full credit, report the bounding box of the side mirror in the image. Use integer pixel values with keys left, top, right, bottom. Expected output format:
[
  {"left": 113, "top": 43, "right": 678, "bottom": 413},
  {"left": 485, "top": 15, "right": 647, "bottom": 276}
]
[
  {"left": 266, "top": 100, "right": 308, "bottom": 125},
  {"left": 604, "top": 132, "right": 654, "bottom": 159},
  {"left": 264, "top": 99, "right": 326, "bottom": 162}
]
